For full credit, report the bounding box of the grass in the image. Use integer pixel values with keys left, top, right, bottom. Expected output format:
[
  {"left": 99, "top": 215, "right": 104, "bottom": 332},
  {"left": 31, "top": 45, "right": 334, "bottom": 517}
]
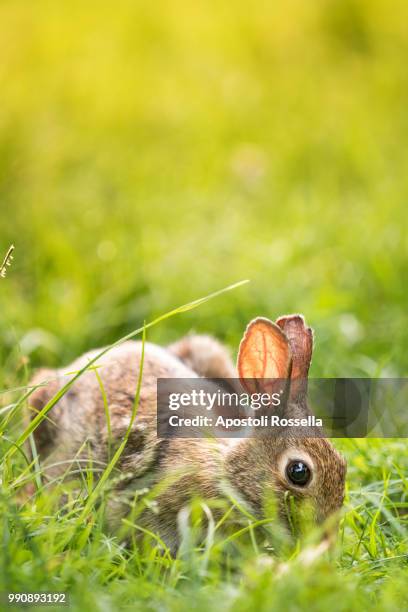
[
  {"left": 1, "top": 0, "right": 408, "bottom": 609},
  {"left": 0, "top": 300, "right": 407, "bottom": 611}
]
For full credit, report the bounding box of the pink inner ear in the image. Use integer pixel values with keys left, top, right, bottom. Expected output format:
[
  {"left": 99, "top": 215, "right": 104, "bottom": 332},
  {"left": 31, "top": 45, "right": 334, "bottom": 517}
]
[{"left": 237, "top": 317, "right": 292, "bottom": 394}]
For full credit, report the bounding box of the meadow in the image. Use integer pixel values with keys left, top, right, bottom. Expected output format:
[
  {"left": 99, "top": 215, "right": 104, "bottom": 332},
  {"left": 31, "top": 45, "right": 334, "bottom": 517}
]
[{"left": 0, "top": 0, "right": 407, "bottom": 609}]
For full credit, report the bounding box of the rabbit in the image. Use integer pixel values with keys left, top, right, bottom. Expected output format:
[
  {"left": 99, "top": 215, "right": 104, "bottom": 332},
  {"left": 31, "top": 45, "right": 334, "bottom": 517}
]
[{"left": 27, "top": 315, "right": 346, "bottom": 553}]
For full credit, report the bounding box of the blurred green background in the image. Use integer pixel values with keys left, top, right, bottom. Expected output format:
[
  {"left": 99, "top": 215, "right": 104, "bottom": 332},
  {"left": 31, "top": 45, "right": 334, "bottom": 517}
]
[
  {"left": 1, "top": 0, "right": 407, "bottom": 385},
  {"left": 1, "top": 4, "right": 408, "bottom": 608}
]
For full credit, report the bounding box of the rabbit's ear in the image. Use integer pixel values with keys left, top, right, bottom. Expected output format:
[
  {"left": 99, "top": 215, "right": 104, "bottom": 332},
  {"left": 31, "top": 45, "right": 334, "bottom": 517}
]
[
  {"left": 276, "top": 315, "right": 313, "bottom": 406},
  {"left": 275, "top": 315, "right": 313, "bottom": 379},
  {"left": 237, "top": 317, "right": 292, "bottom": 394}
]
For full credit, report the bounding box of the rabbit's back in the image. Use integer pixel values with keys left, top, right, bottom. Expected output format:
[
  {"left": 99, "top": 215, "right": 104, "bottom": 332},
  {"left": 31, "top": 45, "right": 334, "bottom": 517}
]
[{"left": 28, "top": 341, "right": 198, "bottom": 473}]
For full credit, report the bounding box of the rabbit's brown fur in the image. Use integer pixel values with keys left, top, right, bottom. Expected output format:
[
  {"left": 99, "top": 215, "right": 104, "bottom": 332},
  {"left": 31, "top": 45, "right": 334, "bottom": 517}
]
[{"left": 28, "top": 317, "right": 346, "bottom": 553}]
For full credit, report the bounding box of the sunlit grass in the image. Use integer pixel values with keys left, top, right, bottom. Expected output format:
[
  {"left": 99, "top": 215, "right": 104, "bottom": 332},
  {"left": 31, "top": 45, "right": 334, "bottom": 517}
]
[
  {"left": 1, "top": 0, "right": 407, "bottom": 609},
  {"left": 1, "top": 307, "right": 407, "bottom": 611}
]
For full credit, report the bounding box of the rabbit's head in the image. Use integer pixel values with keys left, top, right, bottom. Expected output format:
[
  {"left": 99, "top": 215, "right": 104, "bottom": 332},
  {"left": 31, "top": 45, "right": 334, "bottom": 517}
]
[{"left": 224, "top": 315, "right": 346, "bottom": 526}]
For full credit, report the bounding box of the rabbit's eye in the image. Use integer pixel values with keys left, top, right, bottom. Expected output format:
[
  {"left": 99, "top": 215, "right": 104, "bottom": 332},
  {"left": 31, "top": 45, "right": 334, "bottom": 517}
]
[{"left": 286, "top": 460, "right": 311, "bottom": 486}]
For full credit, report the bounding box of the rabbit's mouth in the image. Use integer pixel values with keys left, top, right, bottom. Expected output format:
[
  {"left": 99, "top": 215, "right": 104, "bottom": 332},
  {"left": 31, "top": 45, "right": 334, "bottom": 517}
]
[
  {"left": 277, "top": 491, "right": 342, "bottom": 546},
  {"left": 279, "top": 491, "right": 315, "bottom": 533}
]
